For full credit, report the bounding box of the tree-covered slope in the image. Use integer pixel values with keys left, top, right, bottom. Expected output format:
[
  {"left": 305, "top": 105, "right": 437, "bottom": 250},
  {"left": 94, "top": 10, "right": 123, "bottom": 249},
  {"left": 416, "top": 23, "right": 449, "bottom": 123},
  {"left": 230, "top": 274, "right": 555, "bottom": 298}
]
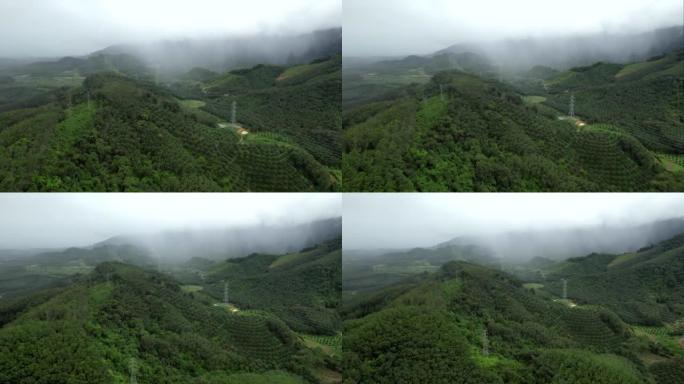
[
  {"left": 0, "top": 69, "right": 337, "bottom": 191},
  {"left": 343, "top": 260, "right": 677, "bottom": 383},
  {"left": 543, "top": 50, "right": 684, "bottom": 155},
  {"left": 343, "top": 66, "right": 684, "bottom": 191},
  {"left": 0, "top": 262, "right": 336, "bottom": 383},
  {"left": 199, "top": 56, "right": 342, "bottom": 170},
  {"left": 538, "top": 232, "right": 684, "bottom": 325},
  {"left": 193, "top": 238, "right": 343, "bottom": 335}
]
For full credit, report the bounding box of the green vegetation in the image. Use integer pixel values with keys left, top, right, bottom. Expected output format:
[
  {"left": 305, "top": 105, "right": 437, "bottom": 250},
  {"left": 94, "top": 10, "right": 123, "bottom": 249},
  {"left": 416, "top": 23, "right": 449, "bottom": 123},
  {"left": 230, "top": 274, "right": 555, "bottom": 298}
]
[
  {"left": 343, "top": 231, "right": 684, "bottom": 383},
  {"left": 0, "top": 54, "right": 340, "bottom": 192},
  {"left": 343, "top": 50, "right": 684, "bottom": 191},
  {"left": 196, "top": 238, "right": 342, "bottom": 336},
  {"left": 0, "top": 238, "right": 342, "bottom": 383}
]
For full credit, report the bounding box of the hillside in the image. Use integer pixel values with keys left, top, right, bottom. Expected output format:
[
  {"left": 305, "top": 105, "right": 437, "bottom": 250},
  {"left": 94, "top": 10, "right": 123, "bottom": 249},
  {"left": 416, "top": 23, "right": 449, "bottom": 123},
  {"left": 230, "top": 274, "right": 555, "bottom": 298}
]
[
  {"left": 178, "top": 238, "right": 343, "bottom": 336},
  {"left": 0, "top": 244, "right": 154, "bottom": 301},
  {"left": 534, "top": 232, "right": 684, "bottom": 325},
  {"left": 538, "top": 49, "right": 684, "bottom": 156},
  {"left": 343, "top": 259, "right": 683, "bottom": 384},
  {"left": 0, "top": 55, "right": 340, "bottom": 191},
  {"left": 343, "top": 52, "right": 684, "bottom": 191},
  {"left": 0, "top": 261, "right": 341, "bottom": 383}
]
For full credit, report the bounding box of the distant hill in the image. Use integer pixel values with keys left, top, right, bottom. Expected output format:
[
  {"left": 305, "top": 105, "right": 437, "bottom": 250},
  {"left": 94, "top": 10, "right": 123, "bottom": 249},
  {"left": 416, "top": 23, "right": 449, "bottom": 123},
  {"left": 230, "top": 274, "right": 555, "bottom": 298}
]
[
  {"left": 100, "top": 217, "right": 342, "bottom": 262},
  {"left": 0, "top": 261, "right": 335, "bottom": 383},
  {"left": 96, "top": 28, "right": 342, "bottom": 74},
  {"left": 438, "top": 25, "right": 684, "bottom": 70}
]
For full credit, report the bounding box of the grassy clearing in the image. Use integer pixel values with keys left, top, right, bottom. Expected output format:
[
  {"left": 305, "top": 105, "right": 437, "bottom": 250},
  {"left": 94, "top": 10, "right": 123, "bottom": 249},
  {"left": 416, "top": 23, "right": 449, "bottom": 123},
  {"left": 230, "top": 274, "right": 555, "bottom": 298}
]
[
  {"left": 54, "top": 103, "right": 95, "bottom": 151},
  {"left": 608, "top": 253, "right": 638, "bottom": 268},
  {"left": 25, "top": 263, "right": 93, "bottom": 276},
  {"left": 277, "top": 62, "right": 326, "bottom": 81},
  {"left": 180, "top": 285, "right": 203, "bottom": 293},
  {"left": 633, "top": 325, "right": 684, "bottom": 358},
  {"left": 523, "top": 283, "right": 545, "bottom": 290},
  {"left": 615, "top": 59, "right": 665, "bottom": 79},
  {"left": 300, "top": 333, "right": 342, "bottom": 357},
  {"left": 522, "top": 95, "right": 547, "bottom": 105},
  {"left": 179, "top": 99, "right": 206, "bottom": 109},
  {"left": 658, "top": 154, "right": 684, "bottom": 173},
  {"left": 219, "top": 371, "right": 307, "bottom": 384},
  {"left": 372, "top": 262, "right": 440, "bottom": 275},
  {"left": 361, "top": 68, "right": 431, "bottom": 86}
]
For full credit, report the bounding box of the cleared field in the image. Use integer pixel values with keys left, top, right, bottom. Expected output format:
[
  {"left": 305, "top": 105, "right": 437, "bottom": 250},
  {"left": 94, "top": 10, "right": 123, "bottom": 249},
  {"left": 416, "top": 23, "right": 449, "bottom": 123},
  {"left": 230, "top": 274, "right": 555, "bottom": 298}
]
[
  {"left": 658, "top": 154, "right": 684, "bottom": 173},
  {"left": 300, "top": 333, "right": 342, "bottom": 357},
  {"left": 179, "top": 99, "right": 206, "bottom": 109},
  {"left": 180, "top": 285, "right": 203, "bottom": 293},
  {"left": 372, "top": 262, "right": 440, "bottom": 274},
  {"left": 522, "top": 95, "right": 547, "bottom": 104},
  {"left": 616, "top": 58, "right": 665, "bottom": 78},
  {"left": 277, "top": 61, "right": 326, "bottom": 81},
  {"left": 360, "top": 68, "right": 431, "bottom": 86}
]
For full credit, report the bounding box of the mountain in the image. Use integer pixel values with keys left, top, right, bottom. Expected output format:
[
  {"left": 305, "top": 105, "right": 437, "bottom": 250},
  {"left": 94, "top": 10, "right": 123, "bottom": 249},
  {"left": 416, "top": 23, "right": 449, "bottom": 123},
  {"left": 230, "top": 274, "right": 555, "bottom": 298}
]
[
  {"left": 0, "top": 54, "right": 341, "bottom": 191},
  {"left": 438, "top": 26, "right": 684, "bottom": 70},
  {"left": 100, "top": 217, "right": 342, "bottom": 262},
  {"left": 343, "top": 49, "right": 684, "bottom": 191},
  {"left": 343, "top": 249, "right": 684, "bottom": 384},
  {"left": 438, "top": 218, "right": 684, "bottom": 261},
  {"left": 96, "top": 28, "right": 342, "bottom": 74},
  {"left": 0, "top": 261, "right": 340, "bottom": 383}
]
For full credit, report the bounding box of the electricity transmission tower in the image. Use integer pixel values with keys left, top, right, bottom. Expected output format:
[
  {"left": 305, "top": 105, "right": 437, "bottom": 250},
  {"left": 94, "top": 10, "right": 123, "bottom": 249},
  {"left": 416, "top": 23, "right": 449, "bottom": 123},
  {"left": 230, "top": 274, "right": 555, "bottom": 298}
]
[
  {"left": 223, "top": 280, "right": 229, "bottom": 305},
  {"left": 482, "top": 329, "right": 489, "bottom": 356},
  {"left": 231, "top": 101, "right": 237, "bottom": 125},
  {"left": 439, "top": 84, "right": 444, "bottom": 101},
  {"left": 562, "top": 279, "right": 568, "bottom": 300},
  {"left": 129, "top": 358, "right": 138, "bottom": 384},
  {"left": 569, "top": 93, "right": 575, "bottom": 117}
]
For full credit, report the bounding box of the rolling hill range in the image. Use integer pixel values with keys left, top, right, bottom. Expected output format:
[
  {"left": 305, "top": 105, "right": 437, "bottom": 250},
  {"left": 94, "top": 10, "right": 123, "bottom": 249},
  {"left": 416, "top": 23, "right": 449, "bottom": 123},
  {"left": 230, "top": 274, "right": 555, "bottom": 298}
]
[
  {"left": 342, "top": 231, "right": 684, "bottom": 384},
  {"left": 0, "top": 241, "right": 342, "bottom": 383},
  {"left": 528, "top": 232, "right": 684, "bottom": 326},
  {"left": 0, "top": 49, "right": 340, "bottom": 191},
  {"left": 343, "top": 48, "right": 684, "bottom": 191},
  {"left": 174, "top": 238, "right": 342, "bottom": 336}
]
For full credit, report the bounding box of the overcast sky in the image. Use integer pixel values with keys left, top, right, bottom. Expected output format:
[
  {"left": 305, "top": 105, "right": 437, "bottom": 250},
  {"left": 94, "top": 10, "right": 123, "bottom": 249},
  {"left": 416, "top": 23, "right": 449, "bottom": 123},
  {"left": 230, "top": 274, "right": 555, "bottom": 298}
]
[
  {"left": 344, "top": 0, "right": 684, "bottom": 57},
  {"left": 343, "top": 193, "right": 684, "bottom": 250},
  {"left": 0, "top": 0, "right": 341, "bottom": 57},
  {"left": 0, "top": 193, "right": 341, "bottom": 249}
]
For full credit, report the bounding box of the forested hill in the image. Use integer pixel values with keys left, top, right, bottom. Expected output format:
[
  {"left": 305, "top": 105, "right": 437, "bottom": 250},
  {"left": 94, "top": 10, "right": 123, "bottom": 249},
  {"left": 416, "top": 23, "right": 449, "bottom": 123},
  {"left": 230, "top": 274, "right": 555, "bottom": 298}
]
[
  {"left": 343, "top": 51, "right": 684, "bottom": 191},
  {"left": 0, "top": 260, "right": 340, "bottom": 383},
  {"left": 343, "top": 258, "right": 684, "bottom": 384},
  {"left": 177, "top": 238, "right": 343, "bottom": 336},
  {"left": 0, "top": 55, "right": 340, "bottom": 191},
  {"left": 532, "top": 231, "right": 684, "bottom": 326}
]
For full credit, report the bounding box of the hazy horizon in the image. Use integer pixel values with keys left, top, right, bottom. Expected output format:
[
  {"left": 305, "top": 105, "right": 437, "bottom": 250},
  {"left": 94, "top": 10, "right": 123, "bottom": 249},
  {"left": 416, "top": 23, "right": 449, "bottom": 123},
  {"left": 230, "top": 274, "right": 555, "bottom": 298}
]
[
  {"left": 0, "top": 0, "right": 341, "bottom": 58},
  {"left": 344, "top": 0, "right": 683, "bottom": 57},
  {"left": 343, "top": 194, "right": 684, "bottom": 251},
  {"left": 0, "top": 194, "right": 341, "bottom": 249}
]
